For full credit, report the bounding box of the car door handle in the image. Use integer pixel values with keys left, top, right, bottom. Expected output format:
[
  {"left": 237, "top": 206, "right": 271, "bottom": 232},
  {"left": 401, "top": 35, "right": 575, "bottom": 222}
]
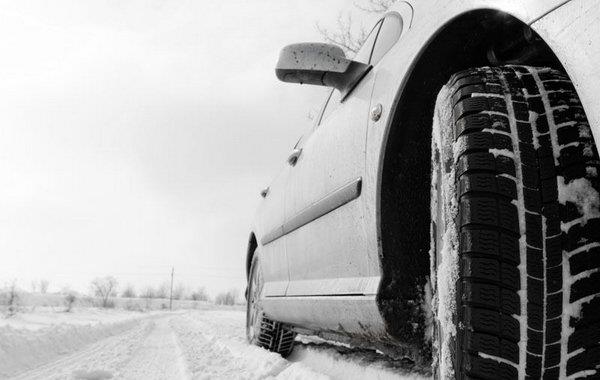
[{"left": 287, "top": 148, "right": 302, "bottom": 166}]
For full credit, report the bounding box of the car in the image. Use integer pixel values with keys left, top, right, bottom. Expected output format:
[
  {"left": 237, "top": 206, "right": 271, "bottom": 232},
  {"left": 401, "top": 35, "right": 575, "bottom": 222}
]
[{"left": 245, "top": 1, "right": 600, "bottom": 379}]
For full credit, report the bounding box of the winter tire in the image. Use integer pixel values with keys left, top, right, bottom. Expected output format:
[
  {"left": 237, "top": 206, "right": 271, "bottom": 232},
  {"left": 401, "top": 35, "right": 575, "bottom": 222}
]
[
  {"left": 246, "top": 250, "right": 296, "bottom": 357},
  {"left": 430, "top": 66, "right": 600, "bottom": 379}
]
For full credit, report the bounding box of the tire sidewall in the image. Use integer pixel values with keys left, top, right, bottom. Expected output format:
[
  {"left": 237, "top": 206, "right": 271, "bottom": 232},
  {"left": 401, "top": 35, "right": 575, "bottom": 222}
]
[
  {"left": 430, "top": 84, "right": 460, "bottom": 379},
  {"left": 246, "top": 250, "right": 264, "bottom": 344}
]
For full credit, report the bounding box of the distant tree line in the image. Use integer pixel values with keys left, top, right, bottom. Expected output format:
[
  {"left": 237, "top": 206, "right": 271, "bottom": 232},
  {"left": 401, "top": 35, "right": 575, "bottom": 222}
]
[
  {"left": 1, "top": 276, "right": 240, "bottom": 315},
  {"left": 119, "top": 282, "right": 211, "bottom": 302}
]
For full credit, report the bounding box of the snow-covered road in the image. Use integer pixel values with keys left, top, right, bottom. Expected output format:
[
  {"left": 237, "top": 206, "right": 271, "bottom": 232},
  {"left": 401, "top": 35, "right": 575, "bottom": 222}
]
[{"left": 5, "top": 310, "right": 429, "bottom": 380}]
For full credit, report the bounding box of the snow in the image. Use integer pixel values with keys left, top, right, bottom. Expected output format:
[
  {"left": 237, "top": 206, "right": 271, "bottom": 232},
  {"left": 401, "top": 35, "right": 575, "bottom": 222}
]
[
  {"left": 578, "top": 123, "right": 592, "bottom": 139},
  {"left": 586, "top": 166, "right": 598, "bottom": 178},
  {"left": 557, "top": 176, "right": 600, "bottom": 228},
  {"left": 1, "top": 307, "right": 430, "bottom": 379},
  {"left": 430, "top": 84, "right": 459, "bottom": 380},
  {"left": 489, "top": 148, "right": 514, "bottom": 158},
  {"left": 529, "top": 111, "right": 542, "bottom": 149},
  {"left": 421, "top": 278, "right": 434, "bottom": 345},
  {"left": 0, "top": 308, "right": 163, "bottom": 377},
  {"left": 0, "top": 307, "right": 155, "bottom": 331}
]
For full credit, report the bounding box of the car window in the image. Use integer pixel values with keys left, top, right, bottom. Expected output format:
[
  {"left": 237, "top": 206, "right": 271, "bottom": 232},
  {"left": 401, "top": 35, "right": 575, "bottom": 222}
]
[
  {"left": 352, "top": 19, "right": 383, "bottom": 65},
  {"left": 369, "top": 14, "right": 403, "bottom": 66}
]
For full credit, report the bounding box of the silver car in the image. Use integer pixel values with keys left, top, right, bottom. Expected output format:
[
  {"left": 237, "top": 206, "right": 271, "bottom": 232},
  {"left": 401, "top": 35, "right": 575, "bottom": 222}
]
[{"left": 246, "top": 1, "right": 600, "bottom": 379}]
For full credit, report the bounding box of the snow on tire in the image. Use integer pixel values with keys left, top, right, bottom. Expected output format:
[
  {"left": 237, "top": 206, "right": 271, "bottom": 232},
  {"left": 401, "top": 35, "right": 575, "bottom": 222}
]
[
  {"left": 246, "top": 250, "right": 296, "bottom": 357},
  {"left": 430, "top": 66, "right": 600, "bottom": 379}
]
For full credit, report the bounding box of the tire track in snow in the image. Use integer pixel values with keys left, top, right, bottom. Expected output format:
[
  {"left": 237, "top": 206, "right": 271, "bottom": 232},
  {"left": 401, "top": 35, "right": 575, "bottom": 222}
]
[
  {"left": 8, "top": 310, "right": 430, "bottom": 380},
  {"left": 119, "top": 317, "right": 191, "bottom": 379}
]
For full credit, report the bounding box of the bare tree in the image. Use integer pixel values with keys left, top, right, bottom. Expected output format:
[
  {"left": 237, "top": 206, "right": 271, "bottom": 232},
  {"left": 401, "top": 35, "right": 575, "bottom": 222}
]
[
  {"left": 39, "top": 279, "right": 50, "bottom": 294},
  {"left": 353, "top": 0, "right": 396, "bottom": 13},
  {"left": 316, "top": 0, "right": 396, "bottom": 55},
  {"left": 214, "top": 289, "right": 238, "bottom": 306},
  {"left": 140, "top": 286, "right": 155, "bottom": 310},
  {"left": 189, "top": 287, "right": 209, "bottom": 302},
  {"left": 121, "top": 284, "right": 136, "bottom": 298},
  {"left": 172, "top": 284, "right": 187, "bottom": 300},
  {"left": 316, "top": 13, "right": 368, "bottom": 55},
  {"left": 140, "top": 286, "right": 155, "bottom": 299},
  {"left": 154, "top": 282, "right": 169, "bottom": 299},
  {"left": 90, "top": 276, "right": 118, "bottom": 308}
]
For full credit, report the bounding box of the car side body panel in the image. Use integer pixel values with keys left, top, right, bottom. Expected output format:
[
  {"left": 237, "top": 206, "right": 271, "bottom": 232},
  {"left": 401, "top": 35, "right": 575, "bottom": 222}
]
[
  {"left": 255, "top": 168, "right": 290, "bottom": 297},
  {"left": 250, "top": 0, "right": 600, "bottom": 345},
  {"left": 284, "top": 67, "right": 378, "bottom": 298},
  {"left": 531, "top": 0, "right": 600, "bottom": 147}
]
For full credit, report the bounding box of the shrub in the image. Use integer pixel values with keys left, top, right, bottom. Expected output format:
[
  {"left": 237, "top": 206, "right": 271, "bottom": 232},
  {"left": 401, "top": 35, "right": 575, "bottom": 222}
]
[
  {"left": 214, "top": 289, "right": 237, "bottom": 306},
  {"left": 2, "top": 282, "right": 20, "bottom": 317},
  {"left": 172, "top": 284, "right": 187, "bottom": 300},
  {"left": 90, "top": 276, "right": 118, "bottom": 308},
  {"left": 140, "top": 287, "right": 155, "bottom": 310},
  {"left": 64, "top": 293, "right": 77, "bottom": 312},
  {"left": 124, "top": 300, "right": 143, "bottom": 312},
  {"left": 121, "top": 284, "right": 136, "bottom": 298},
  {"left": 154, "top": 282, "right": 169, "bottom": 299},
  {"left": 140, "top": 287, "right": 155, "bottom": 299},
  {"left": 189, "top": 287, "right": 210, "bottom": 302}
]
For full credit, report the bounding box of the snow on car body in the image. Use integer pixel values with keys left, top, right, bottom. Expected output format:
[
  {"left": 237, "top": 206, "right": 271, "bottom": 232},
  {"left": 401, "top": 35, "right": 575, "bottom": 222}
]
[{"left": 246, "top": 1, "right": 600, "bottom": 379}]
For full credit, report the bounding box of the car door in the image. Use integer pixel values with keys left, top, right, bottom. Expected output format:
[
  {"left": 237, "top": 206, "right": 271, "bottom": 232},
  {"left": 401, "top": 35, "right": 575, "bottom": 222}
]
[
  {"left": 255, "top": 165, "right": 290, "bottom": 297},
  {"left": 282, "top": 20, "right": 387, "bottom": 297}
]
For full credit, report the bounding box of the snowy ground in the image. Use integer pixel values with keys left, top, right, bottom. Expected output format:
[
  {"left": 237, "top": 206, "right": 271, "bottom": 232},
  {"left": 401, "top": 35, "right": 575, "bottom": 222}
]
[{"left": 1, "top": 308, "right": 430, "bottom": 379}]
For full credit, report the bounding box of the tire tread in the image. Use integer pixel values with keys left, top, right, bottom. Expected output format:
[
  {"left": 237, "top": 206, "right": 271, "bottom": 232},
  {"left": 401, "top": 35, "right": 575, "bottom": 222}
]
[{"left": 442, "top": 66, "right": 600, "bottom": 379}]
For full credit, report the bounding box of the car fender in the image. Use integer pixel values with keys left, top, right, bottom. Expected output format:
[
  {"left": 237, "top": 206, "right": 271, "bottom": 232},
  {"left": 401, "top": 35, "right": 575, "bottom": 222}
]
[{"left": 531, "top": 0, "right": 600, "bottom": 147}]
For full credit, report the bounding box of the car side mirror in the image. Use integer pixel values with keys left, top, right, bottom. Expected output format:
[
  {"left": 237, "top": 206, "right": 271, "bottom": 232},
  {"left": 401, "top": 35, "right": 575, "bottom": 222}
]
[{"left": 275, "top": 43, "right": 372, "bottom": 100}]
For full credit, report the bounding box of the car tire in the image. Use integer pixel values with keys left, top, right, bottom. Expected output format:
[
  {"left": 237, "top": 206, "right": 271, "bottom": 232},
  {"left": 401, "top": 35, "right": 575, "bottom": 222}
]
[
  {"left": 430, "top": 66, "right": 600, "bottom": 379},
  {"left": 246, "top": 250, "right": 296, "bottom": 357}
]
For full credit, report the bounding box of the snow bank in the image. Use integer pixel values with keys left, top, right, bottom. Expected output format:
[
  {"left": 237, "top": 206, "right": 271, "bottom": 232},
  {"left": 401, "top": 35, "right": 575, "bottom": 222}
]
[
  {"left": 0, "top": 307, "right": 151, "bottom": 331},
  {"left": 173, "top": 310, "right": 430, "bottom": 380},
  {"left": 0, "top": 308, "right": 159, "bottom": 377},
  {"left": 287, "top": 344, "right": 429, "bottom": 380}
]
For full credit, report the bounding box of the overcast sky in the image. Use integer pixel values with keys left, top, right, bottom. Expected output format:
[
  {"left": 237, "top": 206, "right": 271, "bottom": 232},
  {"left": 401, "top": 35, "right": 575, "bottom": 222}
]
[{"left": 0, "top": 1, "right": 383, "bottom": 296}]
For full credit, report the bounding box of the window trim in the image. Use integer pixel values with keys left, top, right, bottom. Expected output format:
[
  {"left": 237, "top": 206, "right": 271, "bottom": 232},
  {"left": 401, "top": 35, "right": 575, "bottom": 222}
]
[
  {"left": 354, "top": 18, "right": 383, "bottom": 66},
  {"left": 315, "top": 88, "right": 335, "bottom": 127},
  {"left": 367, "top": 19, "right": 384, "bottom": 65},
  {"left": 369, "top": 12, "right": 404, "bottom": 67}
]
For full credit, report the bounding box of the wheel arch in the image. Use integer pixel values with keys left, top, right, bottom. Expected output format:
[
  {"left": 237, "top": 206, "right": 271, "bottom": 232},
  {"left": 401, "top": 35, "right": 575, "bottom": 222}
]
[{"left": 376, "top": 7, "right": 573, "bottom": 347}]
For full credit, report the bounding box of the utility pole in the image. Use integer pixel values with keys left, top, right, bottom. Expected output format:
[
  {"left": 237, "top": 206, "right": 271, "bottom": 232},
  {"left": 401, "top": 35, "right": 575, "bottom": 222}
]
[{"left": 169, "top": 266, "right": 174, "bottom": 311}]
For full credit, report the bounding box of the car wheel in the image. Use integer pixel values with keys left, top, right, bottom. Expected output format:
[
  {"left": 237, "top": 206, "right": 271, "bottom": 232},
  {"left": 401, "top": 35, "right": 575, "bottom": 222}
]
[
  {"left": 430, "top": 66, "right": 600, "bottom": 379},
  {"left": 246, "top": 249, "right": 296, "bottom": 357}
]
